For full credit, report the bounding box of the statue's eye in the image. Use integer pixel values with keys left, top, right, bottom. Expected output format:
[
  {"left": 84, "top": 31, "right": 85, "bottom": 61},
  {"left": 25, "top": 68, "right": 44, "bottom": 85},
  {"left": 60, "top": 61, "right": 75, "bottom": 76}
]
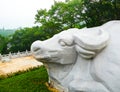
[{"left": 59, "top": 40, "right": 66, "bottom": 46}]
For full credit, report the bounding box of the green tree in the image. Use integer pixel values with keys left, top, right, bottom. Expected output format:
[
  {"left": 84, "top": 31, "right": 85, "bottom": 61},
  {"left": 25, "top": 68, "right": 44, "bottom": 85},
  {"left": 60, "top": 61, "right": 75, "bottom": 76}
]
[
  {"left": 83, "top": 0, "right": 120, "bottom": 27},
  {"left": 7, "top": 0, "right": 120, "bottom": 53},
  {"left": 8, "top": 0, "right": 84, "bottom": 53},
  {"left": 35, "top": 0, "right": 85, "bottom": 37},
  {"left": 0, "top": 35, "right": 8, "bottom": 54},
  {"left": 8, "top": 26, "right": 49, "bottom": 52}
]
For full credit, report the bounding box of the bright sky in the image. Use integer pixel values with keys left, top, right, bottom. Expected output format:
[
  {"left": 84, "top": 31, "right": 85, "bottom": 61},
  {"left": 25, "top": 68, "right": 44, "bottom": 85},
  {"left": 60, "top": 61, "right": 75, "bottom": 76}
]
[{"left": 0, "top": 0, "right": 65, "bottom": 29}]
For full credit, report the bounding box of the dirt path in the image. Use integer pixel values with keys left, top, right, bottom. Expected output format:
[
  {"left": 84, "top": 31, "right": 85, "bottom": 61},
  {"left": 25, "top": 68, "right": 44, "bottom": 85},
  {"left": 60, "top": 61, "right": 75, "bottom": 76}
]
[{"left": 0, "top": 56, "right": 43, "bottom": 76}]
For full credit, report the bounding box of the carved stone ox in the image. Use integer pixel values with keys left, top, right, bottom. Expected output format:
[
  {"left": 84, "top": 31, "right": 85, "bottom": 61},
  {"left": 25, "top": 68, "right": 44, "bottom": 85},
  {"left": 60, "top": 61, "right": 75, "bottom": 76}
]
[{"left": 31, "top": 21, "right": 120, "bottom": 92}]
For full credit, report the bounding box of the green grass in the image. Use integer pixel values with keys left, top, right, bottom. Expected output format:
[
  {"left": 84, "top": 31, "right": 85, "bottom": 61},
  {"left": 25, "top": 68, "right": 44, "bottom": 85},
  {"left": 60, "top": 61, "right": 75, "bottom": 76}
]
[{"left": 0, "top": 66, "right": 50, "bottom": 92}]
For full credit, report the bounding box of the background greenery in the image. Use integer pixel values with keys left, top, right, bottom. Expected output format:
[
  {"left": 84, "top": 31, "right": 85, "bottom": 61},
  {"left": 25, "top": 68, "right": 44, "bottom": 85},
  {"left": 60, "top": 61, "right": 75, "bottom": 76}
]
[
  {"left": 0, "top": 66, "right": 50, "bottom": 92},
  {"left": 0, "top": 0, "right": 120, "bottom": 54}
]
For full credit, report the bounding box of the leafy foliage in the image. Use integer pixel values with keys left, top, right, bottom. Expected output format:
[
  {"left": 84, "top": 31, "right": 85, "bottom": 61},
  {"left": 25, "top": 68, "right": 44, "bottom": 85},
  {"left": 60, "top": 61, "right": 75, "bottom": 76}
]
[
  {"left": 6, "top": 0, "right": 84, "bottom": 53},
  {"left": 83, "top": 0, "right": 120, "bottom": 27},
  {"left": 35, "top": 0, "right": 84, "bottom": 32},
  {"left": 8, "top": 27, "right": 48, "bottom": 52},
  {"left": 0, "top": 35, "right": 8, "bottom": 54}
]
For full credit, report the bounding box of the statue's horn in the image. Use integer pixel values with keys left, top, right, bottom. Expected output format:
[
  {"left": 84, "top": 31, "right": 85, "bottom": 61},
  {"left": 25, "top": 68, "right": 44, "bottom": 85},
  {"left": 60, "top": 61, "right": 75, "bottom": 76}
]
[{"left": 74, "top": 28, "right": 110, "bottom": 51}]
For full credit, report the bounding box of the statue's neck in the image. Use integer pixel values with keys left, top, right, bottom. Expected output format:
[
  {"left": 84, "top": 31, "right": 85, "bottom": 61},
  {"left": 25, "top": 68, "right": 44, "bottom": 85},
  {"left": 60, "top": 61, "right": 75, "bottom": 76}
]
[
  {"left": 70, "top": 56, "right": 93, "bottom": 80},
  {"left": 44, "top": 56, "right": 93, "bottom": 88},
  {"left": 45, "top": 62, "right": 74, "bottom": 84},
  {"left": 59, "top": 56, "right": 93, "bottom": 87}
]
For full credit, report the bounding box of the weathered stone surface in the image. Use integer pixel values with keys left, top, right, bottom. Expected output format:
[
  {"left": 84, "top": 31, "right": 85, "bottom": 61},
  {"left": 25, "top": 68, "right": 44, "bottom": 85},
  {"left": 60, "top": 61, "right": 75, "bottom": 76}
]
[{"left": 31, "top": 20, "right": 120, "bottom": 92}]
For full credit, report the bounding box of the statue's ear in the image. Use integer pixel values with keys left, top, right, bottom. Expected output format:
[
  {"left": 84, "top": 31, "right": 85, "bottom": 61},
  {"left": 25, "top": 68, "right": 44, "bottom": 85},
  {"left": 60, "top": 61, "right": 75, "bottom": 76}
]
[
  {"left": 75, "top": 45, "right": 96, "bottom": 59},
  {"left": 73, "top": 29, "right": 110, "bottom": 59}
]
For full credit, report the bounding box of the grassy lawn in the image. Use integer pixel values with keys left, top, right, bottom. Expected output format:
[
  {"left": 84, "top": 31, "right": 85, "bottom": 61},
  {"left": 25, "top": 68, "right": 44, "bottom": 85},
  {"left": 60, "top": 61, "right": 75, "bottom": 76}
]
[{"left": 0, "top": 66, "right": 50, "bottom": 92}]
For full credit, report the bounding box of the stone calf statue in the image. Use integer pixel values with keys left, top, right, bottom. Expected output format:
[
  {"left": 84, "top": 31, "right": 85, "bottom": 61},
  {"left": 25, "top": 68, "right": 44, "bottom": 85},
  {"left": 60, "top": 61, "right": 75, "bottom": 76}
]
[{"left": 31, "top": 21, "right": 120, "bottom": 92}]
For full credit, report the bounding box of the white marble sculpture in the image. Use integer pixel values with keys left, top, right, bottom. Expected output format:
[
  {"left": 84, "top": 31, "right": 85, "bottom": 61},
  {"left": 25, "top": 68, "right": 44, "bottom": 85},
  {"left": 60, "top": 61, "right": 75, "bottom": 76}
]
[{"left": 31, "top": 20, "right": 120, "bottom": 92}]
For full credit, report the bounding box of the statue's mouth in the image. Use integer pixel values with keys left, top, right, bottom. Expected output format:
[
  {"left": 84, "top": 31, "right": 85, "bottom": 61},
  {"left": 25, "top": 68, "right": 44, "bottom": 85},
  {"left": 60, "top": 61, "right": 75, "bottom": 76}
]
[
  {"left": 34, "top": 55, "right": 50, "bottom": 60},
  {"left": 33, "top": 51, "right": 61, "bottom": 62}
]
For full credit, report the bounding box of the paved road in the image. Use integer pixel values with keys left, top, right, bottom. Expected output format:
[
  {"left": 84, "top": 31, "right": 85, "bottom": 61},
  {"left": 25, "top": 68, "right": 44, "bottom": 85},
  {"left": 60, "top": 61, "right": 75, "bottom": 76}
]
[{"left": 0, "top": 56, "right": 43, "bottom": 76}]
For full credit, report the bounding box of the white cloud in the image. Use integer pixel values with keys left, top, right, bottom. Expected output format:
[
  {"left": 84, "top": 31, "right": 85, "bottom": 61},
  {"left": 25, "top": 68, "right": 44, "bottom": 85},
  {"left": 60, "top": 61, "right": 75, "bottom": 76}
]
[{"left": 0, "top": 0, "right": 65, "bottom": 29}]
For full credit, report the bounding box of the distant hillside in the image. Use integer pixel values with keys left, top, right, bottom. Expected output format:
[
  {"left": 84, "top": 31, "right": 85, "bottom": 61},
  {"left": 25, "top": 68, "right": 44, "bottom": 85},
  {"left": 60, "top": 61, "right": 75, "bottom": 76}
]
[{"left": 0, "top": 29, "right": 16, "bottom": 37}]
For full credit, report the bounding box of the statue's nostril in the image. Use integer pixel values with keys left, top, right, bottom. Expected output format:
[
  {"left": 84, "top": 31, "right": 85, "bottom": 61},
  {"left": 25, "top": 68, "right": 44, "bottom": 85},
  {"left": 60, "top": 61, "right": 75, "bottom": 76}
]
[{"left": 34, "top": 47, "right": 41, "bottom": 52}]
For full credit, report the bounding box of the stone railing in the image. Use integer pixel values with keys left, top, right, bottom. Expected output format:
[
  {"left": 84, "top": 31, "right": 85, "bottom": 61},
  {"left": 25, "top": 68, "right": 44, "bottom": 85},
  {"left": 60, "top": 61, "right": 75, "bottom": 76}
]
[{"left": 0, "top": 50, "right": 32, "bottom": 62}]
